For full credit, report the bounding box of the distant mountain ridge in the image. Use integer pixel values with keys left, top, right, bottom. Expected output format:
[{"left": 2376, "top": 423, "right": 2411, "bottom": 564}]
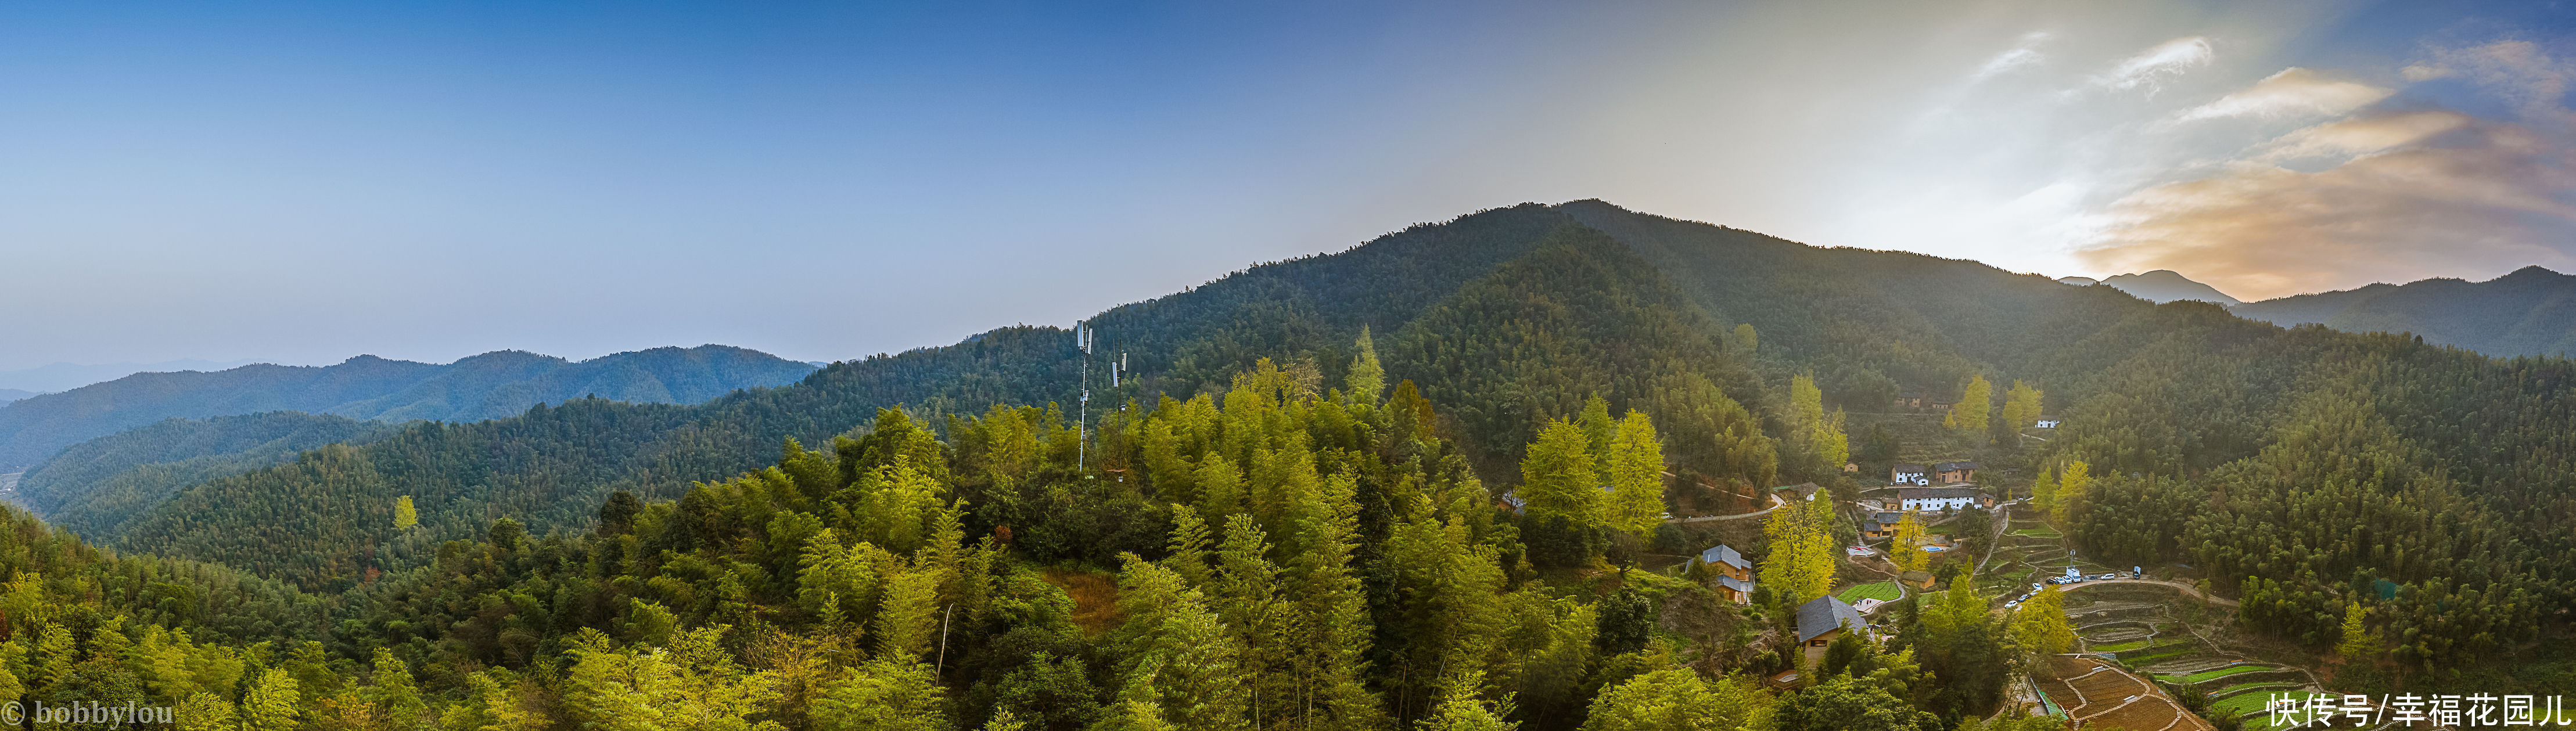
[
  {"left": 0, "top": 389, "right": 33, "bottom": 405},
  {"left": 2058, "top": 270, "right": 2244, "bottom": 305},
  {"left": 0, "top": 345, "right": 819, "bottom": 470},
  {"left": 2232, "top": 265, "right": 2576, "bottom": 358},
  {"left": 0, "top": 358, "right": 266, "bottom": 394}
]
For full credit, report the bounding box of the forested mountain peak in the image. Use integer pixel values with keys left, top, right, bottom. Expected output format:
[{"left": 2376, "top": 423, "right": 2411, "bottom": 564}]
[{"left": 2087, "top": 269, "right": 2246, "bottom": 305}]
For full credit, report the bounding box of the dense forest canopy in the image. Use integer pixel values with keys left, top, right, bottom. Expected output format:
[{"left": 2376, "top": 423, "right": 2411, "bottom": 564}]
[{"left": 5, "top": 200, "right": 2574, "bottom": 729}]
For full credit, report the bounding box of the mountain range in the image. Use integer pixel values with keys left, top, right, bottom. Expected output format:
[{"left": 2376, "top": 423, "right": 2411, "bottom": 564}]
[
  {"left": 0, "top": 344, "right": 819, "bottom": 470},
  {"left": 2230, "top": 265, "right": 2576, "bottom": 358},
  {"left": 2062, "top": 266, "right": 2576, "bottom": 359},
  {"left": 49, "top": 201, "right": 2183, "bottom": 588},
  {"left": 0, "top": 358, "right": 267, "bottom": 394}
]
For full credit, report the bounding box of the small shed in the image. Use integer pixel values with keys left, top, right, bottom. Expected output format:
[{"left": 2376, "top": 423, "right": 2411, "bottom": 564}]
[{"left": 1777, "top": 482, "right": 1822, "bottom": 502}]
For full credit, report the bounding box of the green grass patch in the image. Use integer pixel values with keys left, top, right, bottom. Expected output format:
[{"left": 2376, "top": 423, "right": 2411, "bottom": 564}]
[
  {"left": 2091, "top": 639, "right": 2152, "bottom": 653},
  {"left": 2122, "top": 649, "right": 2197, "bottom": 668},
  {"left": 2208, "top": 690, "right": 2282, "bottom": 719},
  {"left": 2009, "top": 527, "right": 2063, "bottom": 538},
  {"left": 2163, "top": 664, "right": 2269, "bottom": 683},
  {"left": 1838, "top": 581, "right": 1901, "bottom": 603},
  {"left": 2215, "top": 681, "right": 2300, "bottom": 697}
]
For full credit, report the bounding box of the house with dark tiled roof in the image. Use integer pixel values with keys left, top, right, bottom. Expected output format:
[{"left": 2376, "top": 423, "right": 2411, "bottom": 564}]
[
  {"left": 1932, "top": 461, "right": 1979, "bottom": 484},
  {"left": 1860, "top": 511, "right": 1903, "bottom": 540},
  {"left": 1797, "top": 596, "right": 1869, "bottom": 666}
]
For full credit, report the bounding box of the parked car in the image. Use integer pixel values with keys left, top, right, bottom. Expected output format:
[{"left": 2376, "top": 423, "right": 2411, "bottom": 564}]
[{"left": 2093, "top": 573, "right": 2118, "bottom": 581}]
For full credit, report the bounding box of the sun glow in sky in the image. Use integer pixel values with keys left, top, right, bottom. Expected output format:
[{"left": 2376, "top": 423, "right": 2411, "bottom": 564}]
[{"left": 7, "top": 1, "right": 2576, "bottom": 369}]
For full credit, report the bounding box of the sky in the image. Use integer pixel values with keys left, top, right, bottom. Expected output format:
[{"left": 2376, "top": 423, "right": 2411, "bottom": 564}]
[{"left": 6, "top": 0, "right": 2576, "bottom": 370}]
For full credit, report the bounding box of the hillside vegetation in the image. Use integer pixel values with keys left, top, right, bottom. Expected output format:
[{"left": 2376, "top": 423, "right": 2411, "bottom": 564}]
[
  {"left": 10, "top": 411, "right": 396, "bottom": 540},
  {"left": 2233, "top": 265, "right": 2576, "bottom": 358}
]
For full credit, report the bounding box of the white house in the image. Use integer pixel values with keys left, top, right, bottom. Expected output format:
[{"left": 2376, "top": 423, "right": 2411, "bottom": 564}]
[
  {"left": 1898, "top": 487, "right": 1985, "bottom": 513},
  {"left": 1889, "top": 463, "right": 1930, "bottom": 486}
]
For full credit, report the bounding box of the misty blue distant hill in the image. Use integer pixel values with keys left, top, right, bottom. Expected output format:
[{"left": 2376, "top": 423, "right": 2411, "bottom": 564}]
[
  {"left": 2232, "top": 265, "right": 2576, "bottom": 358},
  {"left": 0, "top": 358, "right": 265, "bottom": 394},
  {"left": 0, "top": 345, "right": 819, "bottom": 470},
  {"left": 0, "top": 389, "right": 34, "bottom": 405}
]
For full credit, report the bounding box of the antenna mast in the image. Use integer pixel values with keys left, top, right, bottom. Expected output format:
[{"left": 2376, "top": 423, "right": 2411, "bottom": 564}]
[{"left": 1076, "top": 321, "right": 1091, "bottom": 471}]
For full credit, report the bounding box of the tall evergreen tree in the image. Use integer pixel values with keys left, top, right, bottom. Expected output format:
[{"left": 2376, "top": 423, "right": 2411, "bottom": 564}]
[
  {"left": 1346, "top": 326, "right": 1385, "bottom": 406},
  {"left": 1945, "top": 373, "right": 1992, "bottom": 439},
  {"left": 1603, "top": 411, "right": 1666, "bottom": 537},
  {"left": 2049, "top": 461, "right": 2090, "bottom": 528},
  {"left": 1999, "top": 380, "right": 2043, "bottom": 430},
  {"left": 1761, "top": 497, "right": 1837, "bottom": 605},
  {"left": 1519, "top": 419, "right": 1603, "bottom": 529}
]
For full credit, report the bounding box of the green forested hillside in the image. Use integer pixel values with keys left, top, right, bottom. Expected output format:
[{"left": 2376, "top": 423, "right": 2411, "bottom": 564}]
[
  {"left": 12, "top": 411, "right": 395, "bottom": 539},
  {"left": 0, "top": 345, "right": 819, "bottom": 470},
  {"left": 2232, "top": 265, "right": 2576, "bottom": 358},
  {"left": 0, "top": 371, "right": 1995, "bottom": 731}
]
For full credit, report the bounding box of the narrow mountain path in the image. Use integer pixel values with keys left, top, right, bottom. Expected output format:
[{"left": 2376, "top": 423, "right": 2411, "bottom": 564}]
[
  {"left": 1665, "top": 489, "right": 1785, "bottom": 523},
  {"left": 2060, "top": 578, "right": 2239, "bottom": 608}
]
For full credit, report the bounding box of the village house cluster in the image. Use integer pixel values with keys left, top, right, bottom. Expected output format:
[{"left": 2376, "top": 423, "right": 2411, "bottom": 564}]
[
  {"left": 1677, "top": 393, "right": 2061, "bottom": 682},
  {"left": 1889, "top": 460, "right": 1992, "bottom": 513}
]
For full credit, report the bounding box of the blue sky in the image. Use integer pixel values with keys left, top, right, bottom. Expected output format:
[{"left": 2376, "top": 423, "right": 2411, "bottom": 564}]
[{"left": 7, "top": 1, "right": 2576, "bottom": 370}]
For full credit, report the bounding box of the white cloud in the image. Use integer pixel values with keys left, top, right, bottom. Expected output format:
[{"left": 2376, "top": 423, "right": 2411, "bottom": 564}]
[
  {"left": 1970, "top": 32, "right": 2052, "bottom": 82},
  {"left": 2255, "top": 110, "right": 2471, "bottom": 161},
  {"left": 2082, "top": 117, "right": 2576, "bottom": 299},
  {"left": 2176, "top": 67, "right": 2393, "bottom": 122},
  {"left": 2095, "top": 36, "right": 2215, "bottom": 92}
]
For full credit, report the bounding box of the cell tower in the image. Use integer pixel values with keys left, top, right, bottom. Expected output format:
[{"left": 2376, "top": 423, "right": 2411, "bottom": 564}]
[{"left": 1076, "top": 321, "right": 1091, "bottom": 470}]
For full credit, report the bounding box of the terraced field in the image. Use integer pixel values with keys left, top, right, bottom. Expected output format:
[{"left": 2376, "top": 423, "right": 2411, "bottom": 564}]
[
  {"left": 2038, "top": 656, "right": 2214, "bottom": 731},
  {"left": 1838, "top": 581, "right": 1901, "bottom": 603},
  {"left": 1959, "top": 505, "right": 2376, "bottom": 730},
  {"left": 2161, "top": 664, "right": 2269, "bottom": 684}
]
